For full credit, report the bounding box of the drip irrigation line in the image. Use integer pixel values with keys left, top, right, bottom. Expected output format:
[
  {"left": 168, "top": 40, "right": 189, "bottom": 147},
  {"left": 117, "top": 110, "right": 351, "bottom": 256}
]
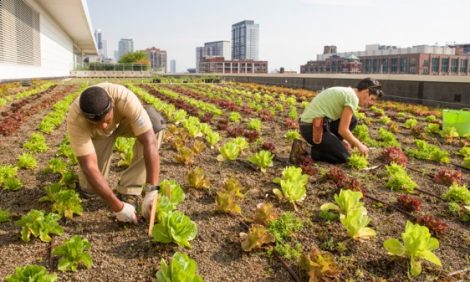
[
  {"left": 364, "top": 194, "right": 416, "bottom": 220},
  {"left": 273, "top": 251, "right": 302, "bottom": 282},
  {"left": 236, "top": 217, "right": 301, "bottom": 282},
  {"left": 414, "top": 188, "right": 444, "bottom": 201}
]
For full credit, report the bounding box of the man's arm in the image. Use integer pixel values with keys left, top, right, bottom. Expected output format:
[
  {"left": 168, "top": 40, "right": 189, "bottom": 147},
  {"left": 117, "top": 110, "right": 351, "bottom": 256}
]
[
  {"left": 78, "top": 153, "right": 123, "bottom": 212},
  {"left": 338, "top": 107, "right": 368, "bottom": 156},
  {"left": 136, "top": 129, "right": 160, "bottom": 185}
]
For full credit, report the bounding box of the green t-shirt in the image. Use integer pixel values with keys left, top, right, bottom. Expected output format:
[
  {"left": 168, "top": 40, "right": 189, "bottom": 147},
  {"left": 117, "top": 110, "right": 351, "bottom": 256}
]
[{"left": 300, "top": 87, "right": 359, "bottom": 123}]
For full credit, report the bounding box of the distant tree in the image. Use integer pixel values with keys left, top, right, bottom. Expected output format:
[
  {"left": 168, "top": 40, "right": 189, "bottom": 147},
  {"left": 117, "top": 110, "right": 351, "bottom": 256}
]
[{"left": 118, "top": 51, "right": 150, "bottom": 65}]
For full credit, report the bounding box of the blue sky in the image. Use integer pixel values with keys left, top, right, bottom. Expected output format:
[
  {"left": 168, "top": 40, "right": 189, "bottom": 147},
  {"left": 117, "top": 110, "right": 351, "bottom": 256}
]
[{"left": 87, "top": 0, "right": 470, "bottom": 72}]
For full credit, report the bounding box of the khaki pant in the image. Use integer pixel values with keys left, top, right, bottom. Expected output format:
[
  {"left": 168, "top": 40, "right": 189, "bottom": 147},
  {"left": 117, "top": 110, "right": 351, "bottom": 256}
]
[{"left": 78, "top": 121, "right": 164, "bottom": 196}]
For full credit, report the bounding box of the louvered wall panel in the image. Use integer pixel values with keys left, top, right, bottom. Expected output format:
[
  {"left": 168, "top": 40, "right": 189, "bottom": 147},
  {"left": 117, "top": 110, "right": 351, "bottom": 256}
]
[{"left": 0, "top": 0, "right": 40, "bottom": 65}]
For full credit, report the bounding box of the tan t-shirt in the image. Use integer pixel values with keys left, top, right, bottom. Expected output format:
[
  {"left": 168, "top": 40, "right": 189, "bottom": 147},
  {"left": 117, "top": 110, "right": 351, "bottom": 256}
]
[{"left": 66, "top": 82, "right": 152, "bottom": 157}]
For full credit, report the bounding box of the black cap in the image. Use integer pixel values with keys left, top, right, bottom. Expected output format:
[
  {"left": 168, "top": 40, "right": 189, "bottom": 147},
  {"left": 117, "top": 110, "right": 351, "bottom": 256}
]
[
  {"left": 79, "top": 86, "right": 112, "bottom": 121},
  {"left": 356, "top": 78, "right": 384, "bottom": 97}
]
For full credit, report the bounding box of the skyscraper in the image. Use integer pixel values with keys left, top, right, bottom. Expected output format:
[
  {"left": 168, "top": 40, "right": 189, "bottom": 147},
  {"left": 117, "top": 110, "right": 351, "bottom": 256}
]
[
  {"left": 94, "top": 29, "right": 103, "bottom": 50},
  {"left": 196, "top": 47, "right": 204, "bottom": 73},
  {"left": 94, "top": 29, "right": 104, "bottom": 61},
  {"left": 231, "top": 20, "right": 259, "bottom": 60},
  {"left": 118, "top": 38, "right": 134, "bottom": 61},
  {"left": 170, "top": 59, "right": 176, "bottom": 73}
]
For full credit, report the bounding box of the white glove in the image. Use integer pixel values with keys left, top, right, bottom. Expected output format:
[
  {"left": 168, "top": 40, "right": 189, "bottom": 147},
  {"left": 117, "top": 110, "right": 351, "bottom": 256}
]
[
  {"left": 114, "top": 202, "right": 138, "bottom": 224},
  {"left": 141, "top": 190, "right": 158, "bottom": 220}
]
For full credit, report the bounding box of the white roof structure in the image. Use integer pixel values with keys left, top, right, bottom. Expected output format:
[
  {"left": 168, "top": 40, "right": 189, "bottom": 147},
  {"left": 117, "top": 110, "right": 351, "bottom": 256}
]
[{"left": 36, "top": 0, "right": 97, "bottom": 55}]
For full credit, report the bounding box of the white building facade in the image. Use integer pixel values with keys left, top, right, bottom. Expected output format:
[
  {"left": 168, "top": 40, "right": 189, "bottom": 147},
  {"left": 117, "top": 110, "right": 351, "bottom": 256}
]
[{"left": 0, "top": 0, "right": 97, "bottom": 81}]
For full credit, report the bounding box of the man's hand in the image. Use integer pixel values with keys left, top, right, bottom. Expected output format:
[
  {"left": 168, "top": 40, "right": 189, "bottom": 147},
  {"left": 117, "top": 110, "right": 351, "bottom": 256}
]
[
  {"left": 142, "top": 190, "right": 158, "bottom": 220},
  {"left": 114, "top": 202, "right": 138, "bottom": 223}
]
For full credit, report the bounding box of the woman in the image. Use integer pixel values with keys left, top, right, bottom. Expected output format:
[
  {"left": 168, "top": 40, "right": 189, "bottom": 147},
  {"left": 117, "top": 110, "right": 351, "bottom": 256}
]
[{"left": 291, "top": 78, "right": 383, "bottom": 164}]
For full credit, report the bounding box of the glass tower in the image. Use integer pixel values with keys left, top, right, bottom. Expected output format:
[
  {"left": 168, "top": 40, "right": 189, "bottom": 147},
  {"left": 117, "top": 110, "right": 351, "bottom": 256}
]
[{"left": 231, "top": 20, "right": 259, "bottom": 60}]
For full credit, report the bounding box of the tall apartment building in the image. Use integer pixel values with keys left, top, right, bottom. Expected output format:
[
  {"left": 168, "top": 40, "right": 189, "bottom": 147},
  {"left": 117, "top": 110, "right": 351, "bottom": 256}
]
[
  {"left": 146, "top": 47, "right": 167, "bottom": 73},
  {"left": 231, "top": 20, "right": 259, "bottom": 60},
  {"left": 196, "top": 47, "right": 204, "bottom": 73},
  {"left": 170, "top": 59, "right": 176, "bottom": 73},
  {"left": 118, "top": 38, "right": 134, "bottom": 61},
  {"left": 301, "top": 44, "right": 470, "bottom": 76},
  {"left": 195, "top": 40, "right": 230, "bottom": 73}
]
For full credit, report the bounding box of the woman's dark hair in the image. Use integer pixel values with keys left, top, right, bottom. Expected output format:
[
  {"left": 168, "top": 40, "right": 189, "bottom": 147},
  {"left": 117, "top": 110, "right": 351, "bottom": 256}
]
[
  {"left": 79, "top": 86, "right": 112, "bottom": 121},
  {"left": 356, "top": 77, "right": 384, "bottom": 97}
]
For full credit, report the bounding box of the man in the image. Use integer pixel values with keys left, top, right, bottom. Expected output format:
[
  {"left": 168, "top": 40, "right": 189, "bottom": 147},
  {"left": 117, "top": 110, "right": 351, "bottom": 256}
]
[
  {"left": 290, "top": 78, "right": 383, "bottom": 164},
  {"left": 66, "top": 82, "right": 165, "bottom": 223}
]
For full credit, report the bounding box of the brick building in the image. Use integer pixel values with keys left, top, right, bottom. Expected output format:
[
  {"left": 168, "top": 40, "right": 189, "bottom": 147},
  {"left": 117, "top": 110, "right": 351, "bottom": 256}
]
[
  {"left": 301, "top": 44, "right": 470, "bottom": 76},
  {"left": 199, "top": 57, "right": 267, "bottom": 74},
  {"left": 145, "top": 47, "right": 167, "bottom": 73}
]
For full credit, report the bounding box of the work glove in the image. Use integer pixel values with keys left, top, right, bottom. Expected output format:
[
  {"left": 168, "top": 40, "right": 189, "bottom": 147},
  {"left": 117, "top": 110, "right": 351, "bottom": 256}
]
[
  {"left": 141, "top": 184, "right": 159, "bottom": 220},
  {"left": 114, "top": 202, "right": 138, "bottom": 224}
]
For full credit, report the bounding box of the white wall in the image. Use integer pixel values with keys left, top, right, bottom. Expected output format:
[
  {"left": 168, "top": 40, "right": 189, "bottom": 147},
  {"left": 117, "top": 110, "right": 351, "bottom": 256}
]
[{"left": 0, "top": 0, "right": 74, "bottom": 81}]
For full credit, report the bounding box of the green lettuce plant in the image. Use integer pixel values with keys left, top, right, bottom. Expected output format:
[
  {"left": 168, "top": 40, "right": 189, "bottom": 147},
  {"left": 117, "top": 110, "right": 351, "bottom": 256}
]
[
  {"left": 442, "top": 183, "right": 470, "bottom": 204},
  {"left": 247, "top": 118, "right": 262, "bottom": 131},
  {"left": 386, "top": 163, "right": 417, "bottom": 193},
  {"left": 273, "top": 166, "right": 308, "bottom": 209},
  {"left": 0, "top": 165, "right": 21, "bottom": 190},
  {"left": 284, "top": 130, "right": 301, "bottom": 142},
  {"left": 46, "top": 158, "right": 67, "bottom": 174},
  {"left": 407, "top": 140, "right": 449, "bottom": 163},
  {"left": 347, "top": 152, "right": 369, "bottom": 169},
  {"left": 378, "top": 128, "right": 400, "bottom": 148},
  {"left": 6, "top": 265, "right": 57, "bottom": 282},
  {"left": 232, "top": 137, "right": 249, "bottom": 151},
  {"left": 340, "top": 209, "right": 376, "bottom": 240},
  {"left": 383, "top": 221, "right": 442, "bottom": 277},
  {"left": 23, "top": 132, "right": 49, "bottom": 153},
  {"left": 53, "top": 235, "right": 93, "bottom": 272},
  {"left": 17, "top": 153, "right": 38, "bottom": 169},
  {"left": 50, "top": 190, "right": 83, "bottom": 219},
  {"left": 152, "top": 211, "right": 198, "bottom": 248},
  {"left": 156, "top": 180, "right": 186, "bottom": 220},
  {"left": 0, "top": 208, "right": 11, "bottom": 223},
  {"left": 404, "top": 118, "right": 418, "bottom": 129},
  {"left": 205, "top": 131, "right": 221, "bottom": 148},
  {"left": 320, "top": 189, "right": 366, "bottom": 217},
  {"left": 156, "top": 252, "right": 204, "bottom": 282},
  {"left": 248, "top": 150, "right": 274, "bottom": 173},
  {"left": 229, "top": 112, "right": 241, "bottom": 123},
  {"left": 16, "top": 209, "right": 63, "bottom": 242}
]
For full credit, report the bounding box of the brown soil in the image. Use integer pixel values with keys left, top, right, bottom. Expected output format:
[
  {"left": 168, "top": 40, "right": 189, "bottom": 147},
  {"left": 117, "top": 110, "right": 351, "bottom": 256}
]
[{"left": 0, "top": 82, "right": 469, "bottom": 282}]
